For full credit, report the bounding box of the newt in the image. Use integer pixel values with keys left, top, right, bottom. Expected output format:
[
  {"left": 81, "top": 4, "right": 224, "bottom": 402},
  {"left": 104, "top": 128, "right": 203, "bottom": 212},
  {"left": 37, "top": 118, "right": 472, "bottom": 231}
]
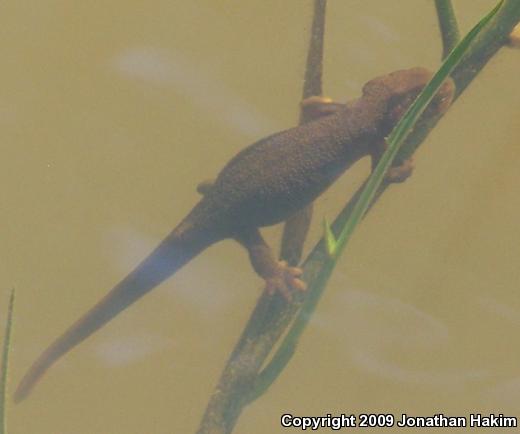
[{"left": 14, "top": 67, "right": 454, "bottom": 402}]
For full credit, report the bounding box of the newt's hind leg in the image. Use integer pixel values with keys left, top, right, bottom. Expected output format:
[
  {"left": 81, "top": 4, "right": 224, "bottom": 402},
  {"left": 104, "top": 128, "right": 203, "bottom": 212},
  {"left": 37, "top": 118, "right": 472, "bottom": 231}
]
[{"left": 234, "top": 228, "right": 306, "bottom": 301}]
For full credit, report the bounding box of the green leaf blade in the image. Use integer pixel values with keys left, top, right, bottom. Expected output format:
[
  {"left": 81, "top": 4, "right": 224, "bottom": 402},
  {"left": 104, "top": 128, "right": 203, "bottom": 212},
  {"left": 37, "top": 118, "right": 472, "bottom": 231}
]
[
  {"left": 0, "top": 289, "right": 16, "bottom": 434},
  {"left": 323, "top": 218, "right": 337, "bottom": 258}
]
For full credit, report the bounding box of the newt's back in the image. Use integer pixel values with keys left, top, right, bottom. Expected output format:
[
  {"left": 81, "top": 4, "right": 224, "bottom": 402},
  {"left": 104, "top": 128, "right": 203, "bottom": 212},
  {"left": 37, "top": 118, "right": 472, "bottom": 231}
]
[{"left": 204, "top": 108, "right": 374, "bottom": 229}]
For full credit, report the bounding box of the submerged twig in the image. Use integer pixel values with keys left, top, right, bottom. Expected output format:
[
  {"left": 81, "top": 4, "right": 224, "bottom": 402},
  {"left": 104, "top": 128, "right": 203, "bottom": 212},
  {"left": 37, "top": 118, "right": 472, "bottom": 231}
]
[
  {"left": 280, "top": 0, "right": 327, "bottom": 266},
  {"left": 252, "top": 0, "right": 507, "bottom": 393},
  {"left": 435, "top": 0, "right": 460, "bottom": 59},
  {"left": 299, "top": 0, "right": 327, "bottom": 101},
  {"left": 196, "top": 2, "right": 327, "bottom": 434},
  {"left": 197, "top": 1, "right": 520, "bottom": 433}
]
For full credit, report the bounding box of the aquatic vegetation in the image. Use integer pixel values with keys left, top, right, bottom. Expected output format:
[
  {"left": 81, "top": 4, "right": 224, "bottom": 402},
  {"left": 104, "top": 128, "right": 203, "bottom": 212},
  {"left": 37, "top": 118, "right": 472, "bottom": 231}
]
[
  {"left": 198, "top": 1, "right": 520, "bottom": 432},
  {"left": 4, "top": 1, "right": 519, "bottom": 432},
  {"left": 1, "top": 290, "right": 15, "bottom": 434}
]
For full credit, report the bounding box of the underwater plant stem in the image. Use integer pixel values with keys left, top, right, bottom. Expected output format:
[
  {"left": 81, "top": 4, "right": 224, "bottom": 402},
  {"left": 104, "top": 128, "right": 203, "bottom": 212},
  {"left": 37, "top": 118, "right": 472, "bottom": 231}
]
[
  {"left": 197, "top": 2, "right": 520, "bottom": 433},
  {"left": 450, "top": 0, "right": 520, "bottom": 98},
  {"left": 197, "top": 3, "right": 327, "bottom": 433},
  {"left": 280, "top": 0, "right": 327, "bottom": 266},
  {"left": 435, "top": 0, "right": 460, "bottom": 59},
  {"left": 250, "top": 0, "right": 507, "bottom": 399},
  {"left": 300, "top": 0, "right": 327, "bottom": 100},
  {"left": 395, "top": 0, "right": 520, "bottom": 165},
  {"left": 0, "top": 290, "right": 15, "bottom": 434}
]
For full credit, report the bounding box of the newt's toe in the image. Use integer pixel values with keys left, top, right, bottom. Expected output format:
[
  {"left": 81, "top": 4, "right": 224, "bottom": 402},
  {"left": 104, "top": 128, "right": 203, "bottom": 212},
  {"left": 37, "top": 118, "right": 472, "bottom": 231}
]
[
  {"left": 385, "top": 158, "right": 414, "bottom": 183},
  {"left": 265, "top": 261, "right": 306, "bottom": 301}
]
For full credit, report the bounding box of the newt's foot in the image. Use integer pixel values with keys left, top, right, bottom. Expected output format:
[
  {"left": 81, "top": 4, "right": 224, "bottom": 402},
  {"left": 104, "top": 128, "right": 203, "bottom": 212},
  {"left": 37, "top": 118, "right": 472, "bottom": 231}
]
[
  {"left": 385, "top": 158, "right": 414, "bottom": 183},
  {"left": 301, "top": 96, "right": 343, "bottom": 120},
  {"left": 265, "top": 260, "right": 306, "bottom": 301}
]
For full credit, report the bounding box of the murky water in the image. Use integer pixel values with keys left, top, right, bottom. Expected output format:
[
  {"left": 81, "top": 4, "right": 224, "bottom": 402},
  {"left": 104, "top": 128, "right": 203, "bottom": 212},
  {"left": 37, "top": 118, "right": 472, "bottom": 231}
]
[{"left": 1, "top": 1, "right": 519, "bottom": 433}]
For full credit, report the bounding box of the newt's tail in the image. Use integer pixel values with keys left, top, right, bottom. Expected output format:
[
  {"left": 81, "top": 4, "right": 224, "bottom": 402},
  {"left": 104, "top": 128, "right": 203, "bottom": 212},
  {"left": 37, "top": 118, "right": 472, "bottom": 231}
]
[{"left": 14, "top": 217, "right": 220, "bottom": 403}]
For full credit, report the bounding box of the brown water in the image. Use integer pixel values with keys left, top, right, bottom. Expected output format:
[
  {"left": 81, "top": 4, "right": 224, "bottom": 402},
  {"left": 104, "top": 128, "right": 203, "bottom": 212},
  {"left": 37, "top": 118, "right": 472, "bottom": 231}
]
[{"left": 1, "top": 1, "right": 519, "bottom": 433}]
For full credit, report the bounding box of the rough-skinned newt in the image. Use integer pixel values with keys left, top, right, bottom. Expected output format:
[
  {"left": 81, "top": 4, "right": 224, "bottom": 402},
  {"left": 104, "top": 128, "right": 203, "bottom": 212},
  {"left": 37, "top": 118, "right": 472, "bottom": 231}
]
[{"left": 14, "top": 67, "right": 454, "bottom": 402}]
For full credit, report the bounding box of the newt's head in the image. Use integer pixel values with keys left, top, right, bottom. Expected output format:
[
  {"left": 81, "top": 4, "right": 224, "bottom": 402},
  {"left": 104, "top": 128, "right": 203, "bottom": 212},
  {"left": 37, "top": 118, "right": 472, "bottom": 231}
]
[{"left": 362, "top": 67, "right": 455, "bottom": 135}]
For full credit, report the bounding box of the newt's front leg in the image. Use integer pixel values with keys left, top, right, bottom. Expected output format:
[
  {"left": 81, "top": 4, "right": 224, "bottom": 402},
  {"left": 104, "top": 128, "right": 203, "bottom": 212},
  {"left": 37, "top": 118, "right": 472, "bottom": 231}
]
[
  {"left": 301, "top": 96, "right": 414, "bottom": 183},
  {"left": 302, "top": 96, "right": 415, "bottom": 183},
  {"left": 235, "top": 228, "right": 306, "bottom": 300},
  {"left": 369, "top": 138, "right": 415, "bottom": 183},
  {"left": 300, "top": 96, "right": 345, "bottom": 120}
]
